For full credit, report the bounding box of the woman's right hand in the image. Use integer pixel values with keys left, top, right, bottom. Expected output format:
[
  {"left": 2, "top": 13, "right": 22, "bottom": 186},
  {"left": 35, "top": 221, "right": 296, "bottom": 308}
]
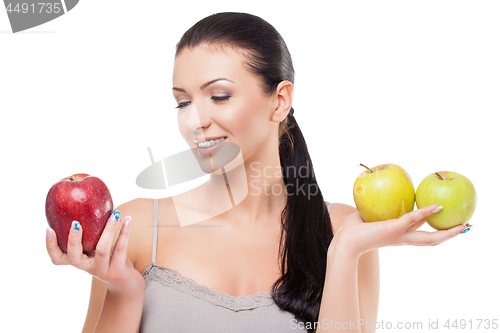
[{"left": 46, "top": 211, "right": 145, "bottom": 297}]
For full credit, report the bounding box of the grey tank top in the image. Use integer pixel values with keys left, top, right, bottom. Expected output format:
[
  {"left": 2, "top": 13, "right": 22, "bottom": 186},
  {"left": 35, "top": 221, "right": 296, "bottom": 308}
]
[{"left": 139, "top": 199, "right": 335, "bottom": 333}]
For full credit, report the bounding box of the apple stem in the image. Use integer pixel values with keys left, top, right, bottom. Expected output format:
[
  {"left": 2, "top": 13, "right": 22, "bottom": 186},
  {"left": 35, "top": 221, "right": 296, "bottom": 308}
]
[
  {"left": 360, "top": 163, "right": 373, "bottom": 173},
  {"left": 435, "top": 172, "right": 443, "bottom": 180},
  {"left": 69, "top": 176, "right": 74, "bottom": 181}
]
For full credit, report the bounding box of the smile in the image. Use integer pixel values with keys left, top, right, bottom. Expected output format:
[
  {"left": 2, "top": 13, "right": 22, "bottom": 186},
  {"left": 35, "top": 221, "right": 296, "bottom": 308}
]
[
  {"left": 196, "top": 137, "right": 227, "bottom": 148},
  {"left": 196, "top": 137, "right": 228, "bottom": 157}
]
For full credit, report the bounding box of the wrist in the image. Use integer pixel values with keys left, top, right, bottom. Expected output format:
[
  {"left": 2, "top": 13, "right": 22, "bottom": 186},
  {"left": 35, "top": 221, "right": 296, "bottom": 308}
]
[
  {"left": 107, "top": 282, "right": 145, "bottom": 301},
  {"left": 327, "top": 236, "right": 361, "bottom": 262}
]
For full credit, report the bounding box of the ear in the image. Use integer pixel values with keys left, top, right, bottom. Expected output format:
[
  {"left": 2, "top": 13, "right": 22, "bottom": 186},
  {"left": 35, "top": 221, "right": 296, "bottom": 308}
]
[{"left": 271, "top": 80, "right": 294, "bottom": 123}]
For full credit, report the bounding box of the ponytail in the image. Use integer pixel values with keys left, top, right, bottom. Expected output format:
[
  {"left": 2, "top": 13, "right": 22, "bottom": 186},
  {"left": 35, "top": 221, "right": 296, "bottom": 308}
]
[{"left": 273, "top": 107, "right": 334, "bottom": 330}]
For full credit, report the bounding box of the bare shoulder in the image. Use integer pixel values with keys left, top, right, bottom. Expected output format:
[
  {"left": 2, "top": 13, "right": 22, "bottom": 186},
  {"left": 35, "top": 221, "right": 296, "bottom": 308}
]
[{"left": 324, "top": 201, "right": 358, "bottom": 235}]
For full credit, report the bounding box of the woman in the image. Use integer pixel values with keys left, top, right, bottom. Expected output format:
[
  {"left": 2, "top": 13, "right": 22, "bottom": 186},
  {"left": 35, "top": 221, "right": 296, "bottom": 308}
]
[{"left": 46, "top": 12, "right": 469, "bottom": 333}]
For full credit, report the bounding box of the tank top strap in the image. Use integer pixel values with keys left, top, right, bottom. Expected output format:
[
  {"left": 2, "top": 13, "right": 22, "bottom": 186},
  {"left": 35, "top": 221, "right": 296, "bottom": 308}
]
[
  {"left": 152, "top": 198, "right": 159, "bottom": 265},
  {"left": 327, "top": 202, "right": 334, "bottom": 213}
]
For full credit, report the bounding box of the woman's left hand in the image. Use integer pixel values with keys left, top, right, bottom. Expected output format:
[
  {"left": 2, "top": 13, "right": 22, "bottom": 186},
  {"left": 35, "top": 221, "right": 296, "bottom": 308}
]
[{"left": 330, "top": 204, "right": 470, "bottom": 257}]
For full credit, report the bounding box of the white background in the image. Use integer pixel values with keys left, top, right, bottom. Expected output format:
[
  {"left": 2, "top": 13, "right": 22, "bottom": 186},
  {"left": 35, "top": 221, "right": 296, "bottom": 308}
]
[{"left": 1, "top": 1, "right": 499, "bottom": 332}]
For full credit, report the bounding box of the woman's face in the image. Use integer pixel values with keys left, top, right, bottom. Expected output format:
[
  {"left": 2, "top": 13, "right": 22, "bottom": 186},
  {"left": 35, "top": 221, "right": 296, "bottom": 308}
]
[{"left": 172, "top": 45, "right": 280, "bottom": 165}]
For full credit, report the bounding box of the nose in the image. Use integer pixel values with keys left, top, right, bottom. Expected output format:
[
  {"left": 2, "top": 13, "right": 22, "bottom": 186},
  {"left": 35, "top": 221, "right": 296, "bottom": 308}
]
[{"left": 182, "top": 102, "right": 211, "bottom": 133}]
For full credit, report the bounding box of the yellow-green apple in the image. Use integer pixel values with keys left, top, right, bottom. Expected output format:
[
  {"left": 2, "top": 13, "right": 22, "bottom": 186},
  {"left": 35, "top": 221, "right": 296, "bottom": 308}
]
[
  {"left": 45, "top": 173, "right": 113, "bottom": 253},
  {"left": 416, "top": 171, "right": 476, "bottom": 230},
  {"left": 353, "top": 163, "right": 415, "bottom": 222}
]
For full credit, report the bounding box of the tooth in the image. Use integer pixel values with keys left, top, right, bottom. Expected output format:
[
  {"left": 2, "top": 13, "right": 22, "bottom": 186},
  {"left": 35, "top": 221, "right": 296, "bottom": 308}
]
[{"left": 197, "top": 137, "right": 226, "bottom": 148}]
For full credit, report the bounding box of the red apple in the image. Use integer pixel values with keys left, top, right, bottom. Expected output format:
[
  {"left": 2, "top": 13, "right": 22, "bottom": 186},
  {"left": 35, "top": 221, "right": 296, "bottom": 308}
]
[{"left": 45, "top": 173, "right": 113, "bottom": 253}]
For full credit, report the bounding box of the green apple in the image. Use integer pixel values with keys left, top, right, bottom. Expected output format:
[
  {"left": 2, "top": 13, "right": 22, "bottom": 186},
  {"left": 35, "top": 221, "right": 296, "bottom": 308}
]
[
  {"left": 353, "top": 163, "right": 415, "bottom": 222},
  {"left": 416, "top": 171, "right": 476, "bottom": 230}
]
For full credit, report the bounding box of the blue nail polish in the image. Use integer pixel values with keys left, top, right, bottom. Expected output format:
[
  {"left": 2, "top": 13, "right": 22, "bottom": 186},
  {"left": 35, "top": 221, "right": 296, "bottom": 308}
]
[
  {"left": 111, "top": 210, "right": 120, "bottom": 223},
  {"left": 71, "top": 221, "right": 80, "bottom": 235},
  {"left": 460, "top": 227, "right": 470, "bottom": 234}
]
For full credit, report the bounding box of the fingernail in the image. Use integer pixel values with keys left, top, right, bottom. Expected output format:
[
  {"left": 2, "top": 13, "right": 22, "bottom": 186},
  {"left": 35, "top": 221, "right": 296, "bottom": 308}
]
[
  {"left": 431, "top": 205, "right": 443, "bottom": 214},
  {"left": 123, "top": 216, "right": 131, "bottom": 227},
  {"left": 461, "top": 226, "right": 471, "bottom": 234},
  {"left": 110, "top": 210, "right": 120, "bottom": 223},
  {"left": 71, "top": 221, "right": 81, "bottom": 235},
  {"left": 46, "top": 227, "right": 52, "bottom": 241}
]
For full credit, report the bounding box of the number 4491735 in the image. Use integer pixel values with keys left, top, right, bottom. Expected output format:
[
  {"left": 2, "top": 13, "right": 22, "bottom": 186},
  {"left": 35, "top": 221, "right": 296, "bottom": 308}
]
[
  {"left": 444, "top": 319, "right": 498, "bottom": 330},
  {"left": 6, "top": 3, "right": 62, "bottom": 14}
]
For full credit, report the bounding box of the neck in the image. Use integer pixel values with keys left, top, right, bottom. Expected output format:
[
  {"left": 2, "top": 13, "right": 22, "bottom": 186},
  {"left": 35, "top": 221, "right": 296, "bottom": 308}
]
[
  {"left": 171, "top": 138, "right": 288, "bottom": 228},
  {"left": 204, "top": 143, "right": 287, "bottom": 228}
]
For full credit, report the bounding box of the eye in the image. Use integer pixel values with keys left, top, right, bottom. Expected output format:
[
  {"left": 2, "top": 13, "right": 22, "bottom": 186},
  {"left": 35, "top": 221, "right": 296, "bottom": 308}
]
[
  {"left": 175, "top": 101, "right": 191, "bottom": 109},
  {"left": 212, "top": 95, "right": 230, "bottom": 102}
]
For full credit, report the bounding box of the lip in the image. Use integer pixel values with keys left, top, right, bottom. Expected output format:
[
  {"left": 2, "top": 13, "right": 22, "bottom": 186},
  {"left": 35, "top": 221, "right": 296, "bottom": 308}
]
[
  {"left": 193, "top": 136, "right": 227, "bottom": 144},
  {"left": 196, "top": 137, "right": 228, "bottom": 157}
]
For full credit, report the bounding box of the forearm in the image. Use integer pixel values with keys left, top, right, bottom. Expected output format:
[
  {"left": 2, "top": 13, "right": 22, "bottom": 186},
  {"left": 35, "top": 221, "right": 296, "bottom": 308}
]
[
  {"left": 317, "top": 239, "right": 361, "bottom": 332},
  {"left": 93, "top": 288, "right": 144, "bottom": 333}
]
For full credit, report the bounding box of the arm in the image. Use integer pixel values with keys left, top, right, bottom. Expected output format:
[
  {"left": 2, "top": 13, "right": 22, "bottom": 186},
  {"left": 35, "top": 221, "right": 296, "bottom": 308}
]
[
  {"left": 81, "top": 277, "right": 107, "bottom": 333},
  {"left": 82, "top": 276, "right": 144, "bottom": 333},
  {"left": 93, "top": 287, "right": 144, "bottom": 333},
  {"left": 318, "top": 204, "right": 467, "bottom": 332},
  {"left": 317, "top": 237, "right": 361, "bottom": 333},
  {"left": 320, "top": 204, "right": 379, "bottom": 333},
  {"left": 357, "top": 249, "right": 379, "bottom": 333}
]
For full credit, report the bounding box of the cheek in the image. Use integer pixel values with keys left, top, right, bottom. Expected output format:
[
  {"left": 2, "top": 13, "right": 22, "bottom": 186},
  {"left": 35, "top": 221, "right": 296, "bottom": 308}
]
[
  {"left": 228, "top": 95, "right": 272, "bottom": 147},
  {"left": 177, "top": 114, "right": 191, "bottom": 142}
]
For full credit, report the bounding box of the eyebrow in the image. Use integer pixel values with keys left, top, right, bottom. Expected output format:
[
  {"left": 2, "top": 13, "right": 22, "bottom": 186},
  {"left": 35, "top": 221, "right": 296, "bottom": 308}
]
[{"left": 172, "top": 78, "right": 234, "bottom": 93}]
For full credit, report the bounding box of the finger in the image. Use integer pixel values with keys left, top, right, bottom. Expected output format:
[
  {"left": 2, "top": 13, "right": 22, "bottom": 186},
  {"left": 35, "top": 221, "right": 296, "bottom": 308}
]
[
  {"left": 398, "top": 205, "right": 442, "bottom": 231},
  {"left": 93, "top": 211, "right": 121, "bottom": 276},
  {"left": 109, "top": 216, "right": 132, "bottom": 272},
  {"left": 46, "top": 227, "right": 69, "bottom": 265},
  {"left": 66, "top": 221, "right": 91, "bottom": 270},
  {"left": 403, "top": 224, "right": 467, "bottom": 246}
]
